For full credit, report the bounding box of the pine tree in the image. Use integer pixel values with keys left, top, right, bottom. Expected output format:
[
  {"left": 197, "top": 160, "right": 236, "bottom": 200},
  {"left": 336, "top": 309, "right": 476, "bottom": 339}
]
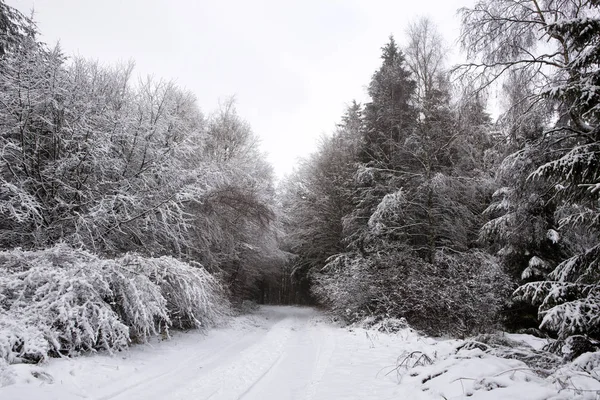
[
  {"left": 342, "top": 37, "right": 417, "bottom": 251},
  {"left": 362, "top": 36, "right": 416, "bottom": 165},
  {"left": 461, "top": 0, "right": 600, "bottom": 340},
  {"left": 0, "top": 1, "right": 33, "bottom": 57}
]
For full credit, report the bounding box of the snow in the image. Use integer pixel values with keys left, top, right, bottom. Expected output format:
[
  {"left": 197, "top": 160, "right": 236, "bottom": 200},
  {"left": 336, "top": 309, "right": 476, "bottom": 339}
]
[
  {"left": 1, "top": 306, "right": 599, "bottom": 400},
  {"left": 505, "top": 333, "right": 550, "bottom": 351},
  {"left": 547, "top": 229, "right": 561, "bottom": 244}
]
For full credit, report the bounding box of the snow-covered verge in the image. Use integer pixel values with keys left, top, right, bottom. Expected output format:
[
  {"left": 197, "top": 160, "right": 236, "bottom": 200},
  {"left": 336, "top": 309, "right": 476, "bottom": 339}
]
[
  {"left": 349, "top": 318, "right": 600, "bottom": 399},
  {"left": 2, "top": 306, "right": 600, "bottom": 400},
  {"left": 0, "top": 245, "right": 230, "bottom": 366}
]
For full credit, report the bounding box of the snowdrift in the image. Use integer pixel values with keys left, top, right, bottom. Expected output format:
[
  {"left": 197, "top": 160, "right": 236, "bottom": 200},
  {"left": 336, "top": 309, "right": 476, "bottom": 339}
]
[{"left": 0, "top": 245, "right": 230, "bottom": 364}]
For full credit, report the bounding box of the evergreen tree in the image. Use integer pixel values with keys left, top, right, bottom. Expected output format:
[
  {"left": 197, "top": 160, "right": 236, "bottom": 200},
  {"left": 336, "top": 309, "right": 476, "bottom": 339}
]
[
  {"left": 362, "top": 36, "right": 416, "bottom": 165},
  {"left": 305, "top": 30, "right": 509, "bottom": 336},
  {"left": 0, "top": 0, "right": 33, "bottom": 57},
  {"left": 343, "top": 37, "right": 417, "bottom": 251},
  {"left": 461, "top": 0, "right": 600, "bottom": 340},
  {"left": 281, "top": 102, "right": 363, "bottom": 297}
]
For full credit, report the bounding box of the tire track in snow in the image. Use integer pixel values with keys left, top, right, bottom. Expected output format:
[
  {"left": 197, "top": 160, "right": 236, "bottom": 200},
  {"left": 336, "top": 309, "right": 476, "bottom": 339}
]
[
  {"left": 302, "top": 319, "right": 336, "bottom": 400},
  {"left": 168, "top": 315, "right": 297, "bottom": 400},
  {"left": 95, "top": 328, "right": 265, "bottom": 400},
  {"left": 90, "top": 308, "right": 329, "bottom": 400},
  {"left": 235, "top": 312, "right": 334, "bottom": 400},
  {"left": 235, "top": 350, "right": 286, "bottom": 399}
]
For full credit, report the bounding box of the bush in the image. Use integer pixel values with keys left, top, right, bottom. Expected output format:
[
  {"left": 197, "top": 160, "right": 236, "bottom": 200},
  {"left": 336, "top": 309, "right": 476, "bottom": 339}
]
[
  {"left": 236, "top": 300, "right": 260, "bottom": 314},
  {"left": 312, "top": 249, "right": 511, "bottom": 337},
  {"left": 120, "top": 255, "right": 231, "bottom": 330},
  {"left": 311, "top": 253, "right": 375, "bottom": 322},
  {"left": 0, "top": 245, "right": 230, "bottom": 363}
]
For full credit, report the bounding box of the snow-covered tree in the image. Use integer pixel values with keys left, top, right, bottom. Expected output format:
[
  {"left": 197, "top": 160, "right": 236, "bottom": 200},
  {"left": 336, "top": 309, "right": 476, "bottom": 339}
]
[
  {"left": 288, "top": 29, "right": 508, "bottom": 335},
  {"left": 0, "top": 8, "right": 282, "bottom": 346},
  {"left": 280, "top": 102, "right": 363, "bottom": 302},
  {"left": 461, "top": 0, "right": 600, "bottom": 340},
  {"left": 0, "top": 1, "right": 33, "bottom": 57}
]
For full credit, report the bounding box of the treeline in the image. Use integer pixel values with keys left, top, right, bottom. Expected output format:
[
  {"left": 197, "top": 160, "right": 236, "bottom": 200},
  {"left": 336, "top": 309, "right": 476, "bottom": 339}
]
[
  {"left": 281, "top": 0, "right": 600, "bottom": 346},
  {"left": 0, "top": 1, "right": 284, "bottom": 362}
]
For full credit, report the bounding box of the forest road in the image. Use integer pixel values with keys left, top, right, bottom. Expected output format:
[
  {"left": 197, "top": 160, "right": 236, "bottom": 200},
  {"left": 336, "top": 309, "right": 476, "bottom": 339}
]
[
  {"left": 1, "top": 305, "right": 571, "bottom": 400},
  {"left": 96, "top": 306, "right": 337, "bottom": 400}
]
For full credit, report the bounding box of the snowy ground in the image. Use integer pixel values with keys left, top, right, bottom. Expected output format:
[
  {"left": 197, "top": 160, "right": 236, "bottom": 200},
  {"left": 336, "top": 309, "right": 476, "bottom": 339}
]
[{"left": 1, "top": 306, "right": 600, "bottom": 400}]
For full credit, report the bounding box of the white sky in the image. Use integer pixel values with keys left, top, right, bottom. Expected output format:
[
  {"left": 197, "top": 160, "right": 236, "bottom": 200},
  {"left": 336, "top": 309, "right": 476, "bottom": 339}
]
[{"left": 8, "top": 0, "right": 473, "bottom": 179}]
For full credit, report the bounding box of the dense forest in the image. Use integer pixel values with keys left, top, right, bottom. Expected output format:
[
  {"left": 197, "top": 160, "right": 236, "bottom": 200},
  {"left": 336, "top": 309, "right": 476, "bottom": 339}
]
[
  {"left": 279, "top": 0, "right": 600, "bottom": 348},
  {"left": 1, "top": 0, "right": 599, "bottom": 370}
]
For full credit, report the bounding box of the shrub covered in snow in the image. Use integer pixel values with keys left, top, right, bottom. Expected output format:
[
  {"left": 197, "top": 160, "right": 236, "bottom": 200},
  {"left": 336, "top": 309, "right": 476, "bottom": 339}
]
[
  {"left": 121, "top": 255, "right": 231, "bottom": 331},
  {"left": 313, "top": 249, "right": 511, "bottom": 337},
  {"left": 0, "top": 246, "right": 130, "bottom": 362},
  {"left": 236, "top": 300, "right": 260, "bottom": 315},
  {"left": 458, "top": 333, "right": 561, "bottom": 376},
  {"left": 0, "top": 245, "right": 230, "bottom": 364}
]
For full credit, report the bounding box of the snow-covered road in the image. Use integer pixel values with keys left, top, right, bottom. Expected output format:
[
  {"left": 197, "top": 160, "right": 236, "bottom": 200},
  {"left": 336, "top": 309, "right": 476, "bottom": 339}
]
[
  {"left": 142, "top": 307, "right": 337, "bottom": 400},
  {"left": 2, "top": 306, "right": 408, "bottom": 400},
  {"left": 2, "top": 306, "right": 599, "bottom": 400}
]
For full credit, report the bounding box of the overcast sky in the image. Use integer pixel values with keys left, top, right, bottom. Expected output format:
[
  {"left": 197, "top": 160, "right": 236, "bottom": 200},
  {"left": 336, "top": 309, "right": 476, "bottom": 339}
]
[{"left": 8, "top": 0, "right": 473, "bottom": 179}]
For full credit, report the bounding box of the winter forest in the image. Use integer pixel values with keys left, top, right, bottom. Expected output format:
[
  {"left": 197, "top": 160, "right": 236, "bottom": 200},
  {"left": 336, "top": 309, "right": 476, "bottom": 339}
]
[{"left": 1, "top": 0, "right": 600, "bottom": 398}]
